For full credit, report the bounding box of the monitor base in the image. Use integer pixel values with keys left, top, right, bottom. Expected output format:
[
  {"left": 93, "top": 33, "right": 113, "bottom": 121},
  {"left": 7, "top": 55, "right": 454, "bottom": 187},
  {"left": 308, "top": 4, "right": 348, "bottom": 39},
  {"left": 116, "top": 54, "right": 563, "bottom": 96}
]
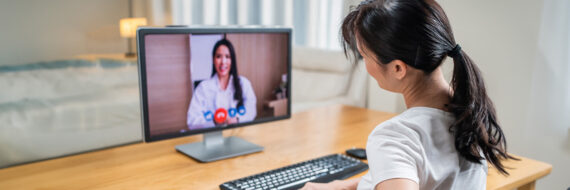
[{"left": 175, "top": 131, "right": 263, "bottom": 162}]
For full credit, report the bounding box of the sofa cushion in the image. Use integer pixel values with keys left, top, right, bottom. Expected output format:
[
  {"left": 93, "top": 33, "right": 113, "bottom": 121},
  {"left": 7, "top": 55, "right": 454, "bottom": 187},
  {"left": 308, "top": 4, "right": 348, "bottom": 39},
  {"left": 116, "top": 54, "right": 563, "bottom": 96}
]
[
  {"left": 291, "top": 46, "right": 354, "bottom": 102},
  {"left": 292, "top": 47, "right": 351, "bottom": 74},
  {"left": 292, "top": 68, "right": 351, "bottom": 102}
]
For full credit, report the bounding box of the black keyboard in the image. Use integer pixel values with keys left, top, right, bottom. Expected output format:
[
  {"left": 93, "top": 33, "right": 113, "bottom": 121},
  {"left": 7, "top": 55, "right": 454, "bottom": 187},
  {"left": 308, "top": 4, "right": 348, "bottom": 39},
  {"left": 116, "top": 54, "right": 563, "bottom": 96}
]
[{"left": 220, "top": 154, "right": 368, "bottom": 190}]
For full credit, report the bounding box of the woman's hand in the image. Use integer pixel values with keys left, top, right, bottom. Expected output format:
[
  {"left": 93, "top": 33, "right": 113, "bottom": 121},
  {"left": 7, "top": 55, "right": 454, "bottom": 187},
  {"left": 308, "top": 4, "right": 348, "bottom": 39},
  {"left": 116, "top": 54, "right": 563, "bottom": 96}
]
[{"left": 300, "top": 178, "right": 360, "bottom": 190}]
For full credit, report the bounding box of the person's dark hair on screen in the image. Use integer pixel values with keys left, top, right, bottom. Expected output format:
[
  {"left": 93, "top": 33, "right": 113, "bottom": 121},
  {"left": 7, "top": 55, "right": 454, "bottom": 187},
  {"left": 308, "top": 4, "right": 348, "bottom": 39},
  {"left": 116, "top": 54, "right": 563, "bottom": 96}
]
[{"left": 211, "top": 38, "right": 244, "bottom": 108}]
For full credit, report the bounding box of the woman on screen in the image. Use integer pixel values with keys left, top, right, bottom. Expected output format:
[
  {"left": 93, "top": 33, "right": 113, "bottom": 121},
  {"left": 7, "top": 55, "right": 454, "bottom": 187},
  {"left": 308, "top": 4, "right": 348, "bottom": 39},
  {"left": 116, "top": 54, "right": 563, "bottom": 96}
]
[
  {"left": 186, "top": 39, "right": 257, "bottom": 130},
  {"left": 301, "top": 0, "right": 515, "bottom": 189}
]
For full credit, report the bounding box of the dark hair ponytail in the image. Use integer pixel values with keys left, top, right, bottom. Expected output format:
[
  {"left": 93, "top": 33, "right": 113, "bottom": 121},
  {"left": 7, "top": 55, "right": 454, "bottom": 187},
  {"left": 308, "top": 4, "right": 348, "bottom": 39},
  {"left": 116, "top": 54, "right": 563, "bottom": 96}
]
[
  {"left": 212, "top": 38, "right": 244, "bottom": 107},
  {"left": 341, "top": 0, "right": 516, "bottom": 174},
  {"left": 448, "top": 48, "right": 516, "bottom": 174}
]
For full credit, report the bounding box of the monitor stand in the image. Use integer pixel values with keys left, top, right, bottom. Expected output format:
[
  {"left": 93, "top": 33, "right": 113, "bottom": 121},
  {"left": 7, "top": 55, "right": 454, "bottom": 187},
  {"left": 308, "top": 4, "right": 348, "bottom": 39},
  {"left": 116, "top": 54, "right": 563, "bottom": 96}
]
[{"left": 175, "top": 131, "right": 263, "bottom": 162}]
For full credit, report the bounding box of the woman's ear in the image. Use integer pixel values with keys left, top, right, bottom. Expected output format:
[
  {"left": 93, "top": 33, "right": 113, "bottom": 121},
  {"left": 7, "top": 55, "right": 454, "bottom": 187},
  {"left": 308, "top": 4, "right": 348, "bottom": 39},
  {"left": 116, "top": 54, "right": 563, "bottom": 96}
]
[{"left": 387, "top": 59, "right": 407, "bottom": 80}]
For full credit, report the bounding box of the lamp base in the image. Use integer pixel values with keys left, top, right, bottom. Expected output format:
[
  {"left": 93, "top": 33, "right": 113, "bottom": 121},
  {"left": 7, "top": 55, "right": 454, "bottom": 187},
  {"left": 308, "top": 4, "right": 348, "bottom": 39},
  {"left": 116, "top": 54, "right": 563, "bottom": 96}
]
[{"left": 125, "top": 52, "right": 136, "bottom": 57}]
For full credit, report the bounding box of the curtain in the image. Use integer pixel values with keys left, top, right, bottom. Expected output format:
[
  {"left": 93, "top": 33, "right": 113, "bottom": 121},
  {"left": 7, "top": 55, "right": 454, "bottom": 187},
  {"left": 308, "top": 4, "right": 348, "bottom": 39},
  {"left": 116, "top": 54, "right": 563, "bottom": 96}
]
[
  {"left": 526, "top": 0, "right": 569, "bottom": 189},
  {"left": 513, "top": 0, "right": 570, "bottom": 189},
  {"left": 139, "top": 0, "right": 346, "bottom": 50},
  {"left": 528, "top": 0, "right": 570, "bottom": 136}
]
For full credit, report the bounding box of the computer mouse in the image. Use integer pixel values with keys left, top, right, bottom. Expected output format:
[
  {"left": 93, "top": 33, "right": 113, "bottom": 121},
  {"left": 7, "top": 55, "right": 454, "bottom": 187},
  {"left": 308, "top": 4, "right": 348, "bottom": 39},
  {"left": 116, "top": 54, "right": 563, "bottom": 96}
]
[{"left": 346, "top": 148, "right": 367, "bottom": 160}]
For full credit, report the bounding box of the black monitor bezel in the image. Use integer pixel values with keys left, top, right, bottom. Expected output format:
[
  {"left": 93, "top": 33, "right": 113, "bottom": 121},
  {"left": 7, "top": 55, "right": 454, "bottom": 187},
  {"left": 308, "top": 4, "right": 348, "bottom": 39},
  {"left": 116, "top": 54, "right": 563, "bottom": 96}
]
[{"left": 137, "top": 26, "right": 292, "bottom": 142}]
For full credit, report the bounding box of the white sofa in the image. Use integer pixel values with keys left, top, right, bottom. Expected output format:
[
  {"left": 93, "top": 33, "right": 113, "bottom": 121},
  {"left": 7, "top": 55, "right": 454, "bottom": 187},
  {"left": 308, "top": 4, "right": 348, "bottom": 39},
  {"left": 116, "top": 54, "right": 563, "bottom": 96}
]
[
  {"left": 0, "top": 59, "right": 143, "bottom": 168},
  {"left": 291, "top": 47, "right": 368, "bottom": 113}
]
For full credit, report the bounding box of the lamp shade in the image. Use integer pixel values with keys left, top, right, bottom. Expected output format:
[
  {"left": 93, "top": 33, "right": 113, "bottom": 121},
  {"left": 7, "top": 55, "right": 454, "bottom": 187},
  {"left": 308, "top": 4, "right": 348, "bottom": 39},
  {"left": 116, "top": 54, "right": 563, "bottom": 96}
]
[{"left": 120, "top": 17, "right": 147, "bottom": 38}]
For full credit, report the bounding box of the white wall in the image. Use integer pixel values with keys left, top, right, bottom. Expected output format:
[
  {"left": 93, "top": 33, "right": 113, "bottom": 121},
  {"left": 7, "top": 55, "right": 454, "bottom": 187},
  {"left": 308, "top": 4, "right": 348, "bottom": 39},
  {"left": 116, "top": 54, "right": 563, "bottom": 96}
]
[
  {"left": 189, "top": 34, "right": 223, "bottom": 82},
  {"left": 0, "top": 0, "right": 130, "bottom": 66},
  {"left": 365, "top": 0, "right": 569, "bottom": 189}
]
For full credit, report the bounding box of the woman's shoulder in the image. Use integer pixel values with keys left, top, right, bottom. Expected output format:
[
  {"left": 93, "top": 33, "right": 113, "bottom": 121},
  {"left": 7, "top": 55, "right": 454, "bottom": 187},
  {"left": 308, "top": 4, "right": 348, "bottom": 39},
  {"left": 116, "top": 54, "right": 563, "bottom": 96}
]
[
  {"left": 201, "top": 76, "right": 217, "bottom": 83},
  {"left": 373, "top": 107, "right": 454, "bottom": 134},
  {"left": 195, "top": 77, "right": 217, "bottom": 92},
  {"left": 367, "top": 110, "right": 429, "bottom": 149},
  {"left": 368, "top": 107, "right": 455, "bottom": 148},
  {"left": 366, "top": 114, "right": 425, "bottom": 163},
  {"left": 369, "top": 114, "right": 421, "bottom": 141}
]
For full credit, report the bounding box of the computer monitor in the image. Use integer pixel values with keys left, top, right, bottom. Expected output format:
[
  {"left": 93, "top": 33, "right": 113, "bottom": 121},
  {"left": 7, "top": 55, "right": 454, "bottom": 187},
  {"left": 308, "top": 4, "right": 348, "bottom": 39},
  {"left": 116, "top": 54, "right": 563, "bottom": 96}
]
[{"left": 136, "top": 27, "right": 291, "bottom": 162}]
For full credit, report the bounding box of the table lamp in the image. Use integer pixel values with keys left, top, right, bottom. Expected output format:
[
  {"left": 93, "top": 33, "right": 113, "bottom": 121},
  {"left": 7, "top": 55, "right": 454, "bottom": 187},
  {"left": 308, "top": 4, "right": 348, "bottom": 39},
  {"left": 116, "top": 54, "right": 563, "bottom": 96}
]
[{"left": 120, "top": 17, "right": 147, "bottom": 57}]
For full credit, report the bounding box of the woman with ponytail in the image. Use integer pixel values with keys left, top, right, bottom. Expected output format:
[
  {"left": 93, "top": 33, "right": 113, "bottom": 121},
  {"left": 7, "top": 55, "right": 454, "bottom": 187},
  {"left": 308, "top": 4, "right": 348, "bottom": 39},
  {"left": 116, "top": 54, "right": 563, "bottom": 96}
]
[{"left": 301, "top": 0, "right": 515, "bottom": 190}]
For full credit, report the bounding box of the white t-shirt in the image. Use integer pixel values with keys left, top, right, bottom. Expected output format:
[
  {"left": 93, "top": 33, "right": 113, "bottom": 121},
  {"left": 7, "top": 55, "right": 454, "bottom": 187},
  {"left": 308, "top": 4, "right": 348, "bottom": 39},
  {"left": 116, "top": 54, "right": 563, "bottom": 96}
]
[{"left": 357, "top": 107, "right": 487, "bottom": 190}]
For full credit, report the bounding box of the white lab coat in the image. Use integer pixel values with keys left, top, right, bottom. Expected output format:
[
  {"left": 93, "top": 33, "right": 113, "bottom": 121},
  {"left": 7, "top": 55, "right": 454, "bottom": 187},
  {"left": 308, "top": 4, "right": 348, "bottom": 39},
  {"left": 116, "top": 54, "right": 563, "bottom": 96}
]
[{"left": 186, "top": 74, "right": 257, "bottom": 130}]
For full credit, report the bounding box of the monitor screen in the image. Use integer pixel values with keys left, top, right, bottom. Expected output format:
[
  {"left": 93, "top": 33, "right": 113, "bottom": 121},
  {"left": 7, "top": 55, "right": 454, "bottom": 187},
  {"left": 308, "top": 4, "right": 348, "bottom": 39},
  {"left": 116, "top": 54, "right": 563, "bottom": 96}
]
[{"left": 138, "top": 28, "right": 291, "bottom": 142}]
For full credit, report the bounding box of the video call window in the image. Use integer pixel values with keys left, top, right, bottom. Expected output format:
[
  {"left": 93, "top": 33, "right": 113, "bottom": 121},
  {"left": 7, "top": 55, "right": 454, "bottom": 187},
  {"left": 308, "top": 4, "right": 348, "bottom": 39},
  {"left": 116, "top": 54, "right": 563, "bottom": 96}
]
[{"left": 143, "top": 32, "right": 289, "bottom": 138}]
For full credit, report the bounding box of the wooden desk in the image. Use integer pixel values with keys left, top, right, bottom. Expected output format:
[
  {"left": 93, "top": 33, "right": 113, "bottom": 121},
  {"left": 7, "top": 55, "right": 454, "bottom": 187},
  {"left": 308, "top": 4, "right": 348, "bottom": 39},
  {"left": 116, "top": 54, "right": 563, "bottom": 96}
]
[
  {"left": 0, "top": 105, "right": 551, "bottom": 189},
  {"left": 487, "top": 156, "right": 551, "bottom": 190}
]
